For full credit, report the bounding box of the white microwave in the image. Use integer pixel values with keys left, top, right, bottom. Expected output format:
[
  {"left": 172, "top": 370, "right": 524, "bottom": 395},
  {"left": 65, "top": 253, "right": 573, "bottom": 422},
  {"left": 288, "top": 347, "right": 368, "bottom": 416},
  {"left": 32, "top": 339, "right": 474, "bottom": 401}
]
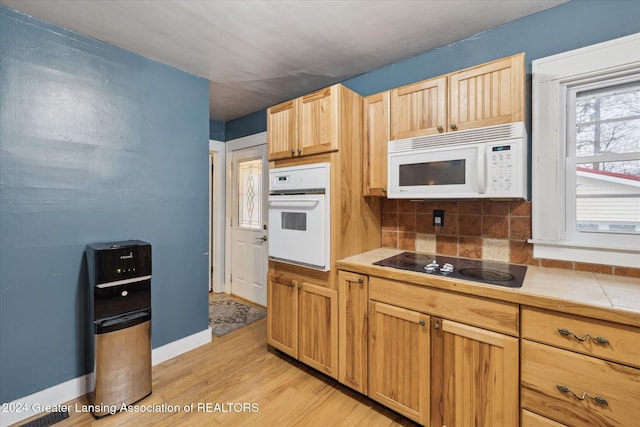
[{"left": 387, "top": 122, "right": 527, "bottom": 199}]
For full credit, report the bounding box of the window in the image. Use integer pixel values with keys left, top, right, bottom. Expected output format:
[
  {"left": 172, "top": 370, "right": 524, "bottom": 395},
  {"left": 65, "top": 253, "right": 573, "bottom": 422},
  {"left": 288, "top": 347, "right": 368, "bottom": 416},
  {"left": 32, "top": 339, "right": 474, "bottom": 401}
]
[
  {"left": 568, "top": 80, "right": 640, "bottom": 237},
  {"left": 531, "top": 33, "right": 640, "bottom": 268}
]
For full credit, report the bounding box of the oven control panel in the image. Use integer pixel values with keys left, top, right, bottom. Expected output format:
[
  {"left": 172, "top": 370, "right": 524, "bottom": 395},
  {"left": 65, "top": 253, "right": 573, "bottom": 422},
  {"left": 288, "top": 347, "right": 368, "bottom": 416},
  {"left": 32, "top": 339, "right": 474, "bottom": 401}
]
[{"left": 269, "top": 162, "right": 330, "bottom": 193}]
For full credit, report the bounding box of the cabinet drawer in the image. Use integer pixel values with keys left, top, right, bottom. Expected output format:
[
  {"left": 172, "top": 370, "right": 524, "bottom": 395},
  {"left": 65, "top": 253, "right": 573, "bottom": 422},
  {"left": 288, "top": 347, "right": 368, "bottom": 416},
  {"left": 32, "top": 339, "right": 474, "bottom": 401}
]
[
  {"left": 522, "top": 306, "right": 640, "bottom": 368},
  {"left": 369, "top": 276, "right": 518, "bottom": 335},
  {"left": 521, "top": 410, "right": 567, "bottom": 427},
  {"left": 521, "top": 340, "right": 640, "bottom": 427}
]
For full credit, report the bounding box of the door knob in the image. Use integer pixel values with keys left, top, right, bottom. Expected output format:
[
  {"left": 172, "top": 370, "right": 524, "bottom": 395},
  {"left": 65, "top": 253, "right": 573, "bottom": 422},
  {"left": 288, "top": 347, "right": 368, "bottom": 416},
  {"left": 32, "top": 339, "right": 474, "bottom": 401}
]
[{"left": 255, "top": 236, "right": 268, "bottom": 243}]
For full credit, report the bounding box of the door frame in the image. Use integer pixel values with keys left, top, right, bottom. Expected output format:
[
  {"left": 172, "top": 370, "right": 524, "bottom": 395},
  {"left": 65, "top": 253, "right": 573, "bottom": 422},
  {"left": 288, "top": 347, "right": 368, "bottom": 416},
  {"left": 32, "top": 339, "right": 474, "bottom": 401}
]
[
  {"left": 224, "top": 132, "right": 268, "bottom": 296},
  {"left": 209, "top": 140, "right": 226, "bottom": 293}
]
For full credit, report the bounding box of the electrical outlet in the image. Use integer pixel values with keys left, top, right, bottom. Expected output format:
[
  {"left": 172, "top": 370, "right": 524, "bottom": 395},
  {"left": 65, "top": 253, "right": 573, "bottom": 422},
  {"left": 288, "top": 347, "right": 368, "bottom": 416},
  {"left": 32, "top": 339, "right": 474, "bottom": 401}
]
[{"left": 433, "top": 210, "right": 444, "bottom": 227}]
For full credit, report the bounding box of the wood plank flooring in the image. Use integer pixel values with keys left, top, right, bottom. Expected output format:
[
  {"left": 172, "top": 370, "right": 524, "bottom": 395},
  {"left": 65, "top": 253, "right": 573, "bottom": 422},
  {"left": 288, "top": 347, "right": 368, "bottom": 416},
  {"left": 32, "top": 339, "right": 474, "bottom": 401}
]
[{"left": 13, "top": 317, "right": 418, "bottom": 427}]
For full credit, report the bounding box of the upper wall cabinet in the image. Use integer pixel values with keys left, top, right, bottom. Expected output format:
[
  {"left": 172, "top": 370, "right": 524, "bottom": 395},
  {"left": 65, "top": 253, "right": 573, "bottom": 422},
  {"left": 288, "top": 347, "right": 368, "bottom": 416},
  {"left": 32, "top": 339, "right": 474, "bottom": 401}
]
[
  {"left": 267, "top": 99, "right": 298, "bottom": 160},
  {"left": 390, "top": 76, "right": 447, "bottom": 140},
  {"left": 363, "top": 91, "right": 390, "bottom": 197},
  {"left": 449, "top": 53, "right": 525, "bottom": 131},
  {"left": 363, "top": 53, "right": 525, "bottom": 196},
  {"left": 268, "top": 84, "right": 354, "bottom": 161}
]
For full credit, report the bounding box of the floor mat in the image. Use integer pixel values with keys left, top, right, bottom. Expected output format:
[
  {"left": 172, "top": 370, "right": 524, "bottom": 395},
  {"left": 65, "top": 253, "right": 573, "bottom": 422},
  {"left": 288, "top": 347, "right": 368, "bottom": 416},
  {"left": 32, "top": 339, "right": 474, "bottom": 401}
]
[{"left": 209, "top": 294, "right": 266, "bottom": 337}]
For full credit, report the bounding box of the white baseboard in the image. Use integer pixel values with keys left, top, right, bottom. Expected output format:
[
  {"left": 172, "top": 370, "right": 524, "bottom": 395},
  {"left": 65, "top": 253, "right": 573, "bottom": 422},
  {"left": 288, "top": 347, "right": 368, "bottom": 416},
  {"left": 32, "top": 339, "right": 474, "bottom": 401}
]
[
  {"left": 151, "top": 328, "right": 212, "bottom": 365},
  {"left": 0, "top": 328, "right": 211, "bottom": 427}
]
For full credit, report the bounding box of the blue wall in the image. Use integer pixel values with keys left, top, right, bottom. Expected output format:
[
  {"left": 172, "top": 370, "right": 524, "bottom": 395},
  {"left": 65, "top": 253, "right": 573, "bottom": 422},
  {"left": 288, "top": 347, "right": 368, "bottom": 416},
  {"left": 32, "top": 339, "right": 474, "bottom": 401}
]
[
  {"left": 209, "top": 119, "right": 225, "bottom": 141},
  {"left": 225, "top": 109, "right": 267, "bottom": 141},
  {"left": 228, "top": 0, "right": 640, "bottom": 138},
  {"left": 0, "top": 7, "right": 210, "bottom": 403}
]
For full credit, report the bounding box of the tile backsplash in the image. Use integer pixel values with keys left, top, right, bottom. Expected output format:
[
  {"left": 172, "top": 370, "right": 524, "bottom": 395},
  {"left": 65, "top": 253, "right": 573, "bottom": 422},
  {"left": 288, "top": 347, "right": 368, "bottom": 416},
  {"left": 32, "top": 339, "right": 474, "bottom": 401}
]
[{"left": 380, "top": 199, "right": 640, "bottom": 278}]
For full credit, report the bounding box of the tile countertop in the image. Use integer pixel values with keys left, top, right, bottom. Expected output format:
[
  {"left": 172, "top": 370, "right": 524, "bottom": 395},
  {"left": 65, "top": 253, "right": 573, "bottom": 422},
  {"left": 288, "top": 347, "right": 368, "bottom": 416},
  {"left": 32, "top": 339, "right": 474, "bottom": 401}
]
[{"left": 336, "top": 248, "right": 640, "bottom": 328}]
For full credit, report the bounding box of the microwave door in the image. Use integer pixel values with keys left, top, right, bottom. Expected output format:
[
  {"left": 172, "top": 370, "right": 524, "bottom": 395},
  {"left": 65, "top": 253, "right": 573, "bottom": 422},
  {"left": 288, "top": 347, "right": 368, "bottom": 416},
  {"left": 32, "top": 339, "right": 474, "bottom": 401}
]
[{"left": 388, "top": 146, "right": 480, "bottom": 198}]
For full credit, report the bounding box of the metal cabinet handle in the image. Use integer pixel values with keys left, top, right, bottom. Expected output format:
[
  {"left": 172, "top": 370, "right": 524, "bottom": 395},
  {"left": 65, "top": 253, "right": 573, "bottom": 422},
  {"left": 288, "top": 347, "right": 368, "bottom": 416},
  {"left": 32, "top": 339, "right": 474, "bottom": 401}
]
[
  {"left": 557, "top": 328, "right": 610, "bottom": 345},
  {"left": 556, "top": 385, "right": 608, "bottom": 406},
  {"left": 450, "top": 123, "right": 458, "bottom": 130},
  {"left": 297, "top": 148, "right": 301, "bottom": 155},
  {"left": 289, "top": 281, "right": 295, "bottom": 288},
  {"left": 298, "top": 284, "right": 301, "bottom": 289},
  {"left": 418, "top": 319, "right": 426, "bottom": 326},
  {"left": 433, "top": 322, "right": 440, "bottom": 329},
  {"left": 290, "top": 149, "right": 295, "bottom": 156},
  {"left": 358, "top": 278, "right": 364, "bottom": 284},
  {"left": 437, "top": 125, "right": 444, "bottom": 133}
]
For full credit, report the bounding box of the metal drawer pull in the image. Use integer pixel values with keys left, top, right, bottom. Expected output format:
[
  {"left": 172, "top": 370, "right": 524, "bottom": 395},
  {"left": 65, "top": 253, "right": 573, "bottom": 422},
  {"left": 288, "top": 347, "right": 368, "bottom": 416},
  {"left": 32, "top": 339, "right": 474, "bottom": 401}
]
[
  {"left": 557, "top": 328, "right": 610, "bottom": 345},
  {"left": 556, "top": 385, "right": 608, "bottom": 406}
]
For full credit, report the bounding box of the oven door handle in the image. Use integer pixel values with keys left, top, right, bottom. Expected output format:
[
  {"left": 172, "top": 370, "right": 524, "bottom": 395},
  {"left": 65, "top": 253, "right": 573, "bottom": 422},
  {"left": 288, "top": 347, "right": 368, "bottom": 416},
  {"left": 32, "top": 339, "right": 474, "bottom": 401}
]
[{"left": 268, "top": 199, "right": 320, "bottom": 208}]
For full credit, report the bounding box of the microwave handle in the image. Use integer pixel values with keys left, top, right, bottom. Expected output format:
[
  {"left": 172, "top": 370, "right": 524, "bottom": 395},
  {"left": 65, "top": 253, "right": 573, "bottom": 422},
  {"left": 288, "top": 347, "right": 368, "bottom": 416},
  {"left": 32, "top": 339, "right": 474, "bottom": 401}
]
[{"left": 477, "top": 146, "right": 486, "bottom": 194}]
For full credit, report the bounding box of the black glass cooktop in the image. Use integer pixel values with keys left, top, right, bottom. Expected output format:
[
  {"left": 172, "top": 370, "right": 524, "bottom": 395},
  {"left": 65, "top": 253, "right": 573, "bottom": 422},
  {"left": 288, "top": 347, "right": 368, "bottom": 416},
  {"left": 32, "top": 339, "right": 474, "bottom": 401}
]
[{"left": 373, "top": 252, "right": 526, "bottom": 288}]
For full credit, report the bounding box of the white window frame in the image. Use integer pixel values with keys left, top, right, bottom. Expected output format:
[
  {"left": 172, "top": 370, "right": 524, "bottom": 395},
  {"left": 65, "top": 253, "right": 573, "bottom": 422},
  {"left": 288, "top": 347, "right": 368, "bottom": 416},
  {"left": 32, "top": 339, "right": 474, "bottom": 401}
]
[{"left": 531, "top": 33, "right": 640, "bottom": 268}]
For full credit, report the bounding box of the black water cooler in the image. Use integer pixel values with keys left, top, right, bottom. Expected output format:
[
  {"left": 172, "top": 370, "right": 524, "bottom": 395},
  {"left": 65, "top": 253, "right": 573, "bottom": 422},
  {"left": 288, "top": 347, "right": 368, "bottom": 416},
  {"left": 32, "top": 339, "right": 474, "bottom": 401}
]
[{"left": 86, "top": 240, "right": 152, "bottom": 418}]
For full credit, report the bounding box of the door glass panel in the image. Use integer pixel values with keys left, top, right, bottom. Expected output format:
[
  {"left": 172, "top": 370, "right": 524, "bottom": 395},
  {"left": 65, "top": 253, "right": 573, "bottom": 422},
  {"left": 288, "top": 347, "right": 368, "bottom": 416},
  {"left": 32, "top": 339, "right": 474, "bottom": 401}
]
[{"left": 237, "top": 158, "right": 262, "bottom": 230}]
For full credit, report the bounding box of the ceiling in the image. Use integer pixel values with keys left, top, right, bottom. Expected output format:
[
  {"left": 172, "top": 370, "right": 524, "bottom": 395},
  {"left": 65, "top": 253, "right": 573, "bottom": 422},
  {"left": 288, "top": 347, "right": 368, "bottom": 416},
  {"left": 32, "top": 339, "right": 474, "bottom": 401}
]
[{"left": 1, "top": 0, "right": 567, "bottom": 122}]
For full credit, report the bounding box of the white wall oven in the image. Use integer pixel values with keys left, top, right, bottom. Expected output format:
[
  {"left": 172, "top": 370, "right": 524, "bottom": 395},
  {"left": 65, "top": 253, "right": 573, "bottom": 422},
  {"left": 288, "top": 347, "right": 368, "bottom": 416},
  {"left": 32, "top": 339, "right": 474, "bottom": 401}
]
[{"left": 268, "top": 163, "right": 330, "bottom": 271}]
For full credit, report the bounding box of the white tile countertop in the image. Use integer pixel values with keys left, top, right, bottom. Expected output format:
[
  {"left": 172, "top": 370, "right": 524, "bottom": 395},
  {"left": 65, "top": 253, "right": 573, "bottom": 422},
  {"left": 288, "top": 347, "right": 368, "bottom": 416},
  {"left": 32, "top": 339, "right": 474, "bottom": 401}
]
[{"left": 337, "top": 248, "right": 640, "bottom": 327}]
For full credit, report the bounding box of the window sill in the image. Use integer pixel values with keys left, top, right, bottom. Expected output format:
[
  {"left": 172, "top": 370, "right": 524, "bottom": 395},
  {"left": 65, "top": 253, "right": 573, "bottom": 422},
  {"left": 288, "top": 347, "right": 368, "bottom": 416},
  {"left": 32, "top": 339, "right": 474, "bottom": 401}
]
[{"left": 529, "top": 239, "right": 640, "bottom": 268}]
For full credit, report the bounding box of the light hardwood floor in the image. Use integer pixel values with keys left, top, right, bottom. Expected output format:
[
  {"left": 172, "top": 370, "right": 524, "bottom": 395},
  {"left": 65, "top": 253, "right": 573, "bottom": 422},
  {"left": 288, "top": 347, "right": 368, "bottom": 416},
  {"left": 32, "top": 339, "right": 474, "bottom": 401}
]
[{"left": 14, "top": 318, "right": 418, "bottom": 427}]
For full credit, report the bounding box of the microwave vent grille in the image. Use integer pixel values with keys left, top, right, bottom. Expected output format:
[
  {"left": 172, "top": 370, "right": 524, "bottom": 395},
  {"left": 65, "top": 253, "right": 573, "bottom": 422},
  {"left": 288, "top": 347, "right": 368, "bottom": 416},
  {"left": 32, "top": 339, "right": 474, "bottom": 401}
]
[{"left": 389, "top": 122, "right": 526, "bottom": 153}]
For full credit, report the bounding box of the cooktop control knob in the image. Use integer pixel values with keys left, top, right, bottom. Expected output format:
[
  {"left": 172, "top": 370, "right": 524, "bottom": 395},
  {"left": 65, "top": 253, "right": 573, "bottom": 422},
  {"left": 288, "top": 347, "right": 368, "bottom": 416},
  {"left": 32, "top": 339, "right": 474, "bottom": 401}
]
[
  {"left": 425, "top": 261, "right": 439, "bottom": 273},
  {"left": 441, "top": 263, "right": 454, "bottom": 274}
]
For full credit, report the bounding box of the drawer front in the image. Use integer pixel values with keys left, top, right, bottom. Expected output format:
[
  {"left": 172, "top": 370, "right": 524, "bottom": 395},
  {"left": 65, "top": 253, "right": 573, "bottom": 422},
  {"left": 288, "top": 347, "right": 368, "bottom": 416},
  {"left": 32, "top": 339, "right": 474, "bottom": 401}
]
[
  {"left": 369, "top": 276, "right": 518, "bottom": 335},
  {"left": 521, "top": 410, "right": 567, "bottom": 427},
  {"left": 522, "top": 306, "right": 640, "bottom": 368},
  {"left": 521, "top": 340, "right": 640, "bottom": 427}
]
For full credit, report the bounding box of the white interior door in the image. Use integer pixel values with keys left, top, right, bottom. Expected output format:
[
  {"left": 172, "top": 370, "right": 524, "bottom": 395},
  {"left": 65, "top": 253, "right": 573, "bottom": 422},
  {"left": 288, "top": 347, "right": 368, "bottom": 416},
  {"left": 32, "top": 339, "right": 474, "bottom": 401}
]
[{"left": 230, "top": 144, "right": 268, "bottom": 306}]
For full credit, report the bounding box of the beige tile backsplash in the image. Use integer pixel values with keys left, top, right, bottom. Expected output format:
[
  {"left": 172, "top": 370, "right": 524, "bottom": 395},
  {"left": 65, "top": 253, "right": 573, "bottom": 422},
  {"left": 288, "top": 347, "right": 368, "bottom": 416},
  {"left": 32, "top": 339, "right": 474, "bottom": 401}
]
[{"left": 379, "top": 199, "right": 640, "bottom": 278}]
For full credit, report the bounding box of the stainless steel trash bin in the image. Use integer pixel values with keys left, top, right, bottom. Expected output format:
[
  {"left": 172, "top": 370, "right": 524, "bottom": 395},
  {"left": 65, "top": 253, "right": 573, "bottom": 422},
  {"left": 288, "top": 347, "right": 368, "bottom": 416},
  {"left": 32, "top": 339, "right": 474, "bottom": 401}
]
[{"left": 87, "top": 240, "right": 152, "bottom": 418}]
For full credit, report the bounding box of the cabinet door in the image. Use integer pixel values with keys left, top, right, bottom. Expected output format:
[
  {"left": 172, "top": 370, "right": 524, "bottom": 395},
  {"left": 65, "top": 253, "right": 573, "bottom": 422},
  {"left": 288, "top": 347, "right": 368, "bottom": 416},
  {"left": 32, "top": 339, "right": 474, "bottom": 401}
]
[
  {"left": 449, "top": 53, "right": 525, "bottom": 131},
  {"left": 431, "top": 317, "right": 519, "bottom": 427},
  {"left": 267, "top": 274, "right": 298, "bottom": 357},
  {"left": 363, "top": 92, "right": 390, "bottom": 197},
  {"left": 267, "top": 99, "right": 298, "bottom": 160},
  {"left": 390, "top": 76, "right": 447, "bottom": 140},
  {"left": 338, "top": 271, "right": 368, "bottom": 394},
  {"left": 369, "top": 301, "right": 430, "bottom": 425},
  {"left": 298, "top": 85, "right": 339, "bottom": 156},
  {"left": 298, "top": 281, "right": 338, "bottom": 378}
]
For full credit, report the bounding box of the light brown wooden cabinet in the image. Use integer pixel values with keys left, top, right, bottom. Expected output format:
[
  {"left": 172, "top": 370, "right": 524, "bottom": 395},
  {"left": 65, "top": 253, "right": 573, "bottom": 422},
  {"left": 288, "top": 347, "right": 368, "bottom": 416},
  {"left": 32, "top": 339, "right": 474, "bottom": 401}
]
[
  {"left": 363, "top": 53, "right": 525, "bottom": 196},
  {"left": 267, "top": 84, "right": 356, "bottom": 161},
  {"left": 449, "top": 53, "right": 525, "bottom": 131},
  {"left": 363, "top": 92, "right": 390, "bottom": 197},
  {"left": 431, "top": 317, "right": 519, "bottom": 427},
  {"left": 267, "top": 99, "right": 298, "bottom": 160},
  {"left": 368, "top": 300, "right": 430, "bottom": 425},
  {"left": 267, "top": 273, "right": 298, "bottom": 356},
  {"left": 363, "top": 275, "right": 519, "bottom": 426},
  {"left": 521, "top": 306, "right": 640, "bottom": 427},
  {"left": 267, "top": 272, "right": 338, "bottom": 378},
  {"left": 390, "top": 76, "right": 447, "bottom": 140},
  {"left": 337, "top": 271, "right": 369, "bottom": 394}
]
